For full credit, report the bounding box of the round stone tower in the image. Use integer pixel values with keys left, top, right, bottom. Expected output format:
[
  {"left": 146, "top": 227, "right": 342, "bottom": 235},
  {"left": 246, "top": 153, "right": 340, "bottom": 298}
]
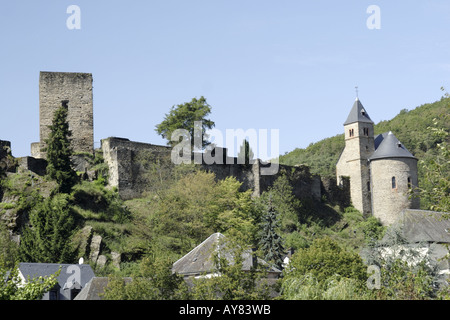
[{"left": 369, "top": 131, "right": 420, "bottom": 225}]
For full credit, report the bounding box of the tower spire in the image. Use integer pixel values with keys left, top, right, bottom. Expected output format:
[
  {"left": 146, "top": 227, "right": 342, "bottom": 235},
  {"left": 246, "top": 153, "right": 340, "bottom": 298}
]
[{"left": 355, "top": 86, "right": 359, "bottom": 100}]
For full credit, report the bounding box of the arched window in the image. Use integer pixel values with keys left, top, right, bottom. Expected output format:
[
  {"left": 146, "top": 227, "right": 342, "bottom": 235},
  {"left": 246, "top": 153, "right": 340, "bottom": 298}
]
[
  {"left": 349, "top": 128, "right": 354, "bottom": 137},
  {"left": 391, "top": 176, "right": 396, "bottom": 189},
  {"left": 407, "top": 177, "right": 411, "bottom": 188}
]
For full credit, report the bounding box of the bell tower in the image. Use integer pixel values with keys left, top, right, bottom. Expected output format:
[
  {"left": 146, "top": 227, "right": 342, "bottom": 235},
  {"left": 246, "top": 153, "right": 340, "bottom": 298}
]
[{"left": 336, "top": 98, "right": 374, "bottom": 215}]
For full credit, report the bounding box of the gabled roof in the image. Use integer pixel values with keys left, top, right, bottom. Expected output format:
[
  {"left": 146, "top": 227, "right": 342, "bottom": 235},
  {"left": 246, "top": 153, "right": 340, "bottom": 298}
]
[
  {"left": 171, "top": 233, "right": 281, "bottom": 276},
  {"left": 370, "top": 131, "right": 417, "bottom": 161},
  {"left": 74, "top": 277, "right": 132, "bottom": 300},
  {"left": 397, "top": 209, "right": 450, "bottom": 244},
  {"left": 343, "top": 98, "right": 374, "bottom": 125},
  {"left": 18, "top": 263, "right": 95, "bottom": 289}
]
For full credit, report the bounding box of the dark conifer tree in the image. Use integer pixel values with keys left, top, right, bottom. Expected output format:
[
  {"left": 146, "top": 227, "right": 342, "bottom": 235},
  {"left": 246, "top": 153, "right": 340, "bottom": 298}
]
[
  {"left": 45, "top": 100, "right": 78, "bottom": 193},
  {"left": 258, "top": 197, "right": 285, "bottom": 269},
  {"left": 19, "top": 194, "right": 77, "bottom": 263}
]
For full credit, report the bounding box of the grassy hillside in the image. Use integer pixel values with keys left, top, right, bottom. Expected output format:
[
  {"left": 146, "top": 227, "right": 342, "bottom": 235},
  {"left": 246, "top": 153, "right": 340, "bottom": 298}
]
[{"left": 279, "top": 96, "right": 450, "bottom": 180}]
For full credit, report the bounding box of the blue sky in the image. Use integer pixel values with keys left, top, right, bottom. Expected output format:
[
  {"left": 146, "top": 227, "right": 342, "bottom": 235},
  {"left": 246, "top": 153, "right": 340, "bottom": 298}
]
[{"left": 1, "top": 1, "right": 449, "bottom": 158}]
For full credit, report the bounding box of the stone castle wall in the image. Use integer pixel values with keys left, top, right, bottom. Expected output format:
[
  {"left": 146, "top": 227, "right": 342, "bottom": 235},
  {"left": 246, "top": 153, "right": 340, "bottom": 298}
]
[
  {"left": 101, "top": 137, "right": 348, "bottom": 205},
  {"left": 33, "top": 71, "right": 94, "bottom": 158}
]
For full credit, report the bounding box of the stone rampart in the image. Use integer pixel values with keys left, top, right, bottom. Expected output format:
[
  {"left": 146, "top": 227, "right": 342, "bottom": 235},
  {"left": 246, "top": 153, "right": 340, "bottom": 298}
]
[{"left": 101, "top": 137, "right": 349, "bottom": 205}]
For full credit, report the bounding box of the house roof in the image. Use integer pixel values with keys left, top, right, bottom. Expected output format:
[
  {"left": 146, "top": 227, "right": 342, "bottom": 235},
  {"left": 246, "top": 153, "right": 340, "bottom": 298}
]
[
  {"left": 370, "top": 131, "right": 417, "bottom": 161},
  {"left": 343, "top": 98, "right": 374, "bottom": 125},
  {"left": 74, "top": 277, "right": 132, "bottom": 300},
  {"left": 171, "top": 233, "right": 281, "bottom": 276},
  {"left": 398, "top": 209, "right": 450, "bottom": 244},
  {"left": 18, "top": 263, "right": 95, "bottom": 289}
]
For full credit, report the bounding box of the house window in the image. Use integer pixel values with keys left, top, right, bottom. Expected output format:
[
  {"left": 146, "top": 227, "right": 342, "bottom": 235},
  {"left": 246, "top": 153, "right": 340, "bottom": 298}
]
[
  {"left": 407, "top": 177, "right": 412, "bottom": 188},
  {"left": 392, "top": 177, "right": 396, "bottom": 189}
]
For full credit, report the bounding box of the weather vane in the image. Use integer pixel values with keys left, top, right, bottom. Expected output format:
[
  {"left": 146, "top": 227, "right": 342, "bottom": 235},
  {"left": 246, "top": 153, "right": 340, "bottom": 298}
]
[{"left": 355, "top": 86, "right": 359, "bottom": 98}]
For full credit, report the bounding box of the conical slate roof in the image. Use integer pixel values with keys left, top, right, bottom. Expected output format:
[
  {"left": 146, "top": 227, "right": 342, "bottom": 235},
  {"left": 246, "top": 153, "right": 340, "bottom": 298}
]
[
  {"left": 343, "top": 98, "right": 374, "bottom": 125},
  {"left": 370, "top": 131, "right": 417, "bottom": 161}
]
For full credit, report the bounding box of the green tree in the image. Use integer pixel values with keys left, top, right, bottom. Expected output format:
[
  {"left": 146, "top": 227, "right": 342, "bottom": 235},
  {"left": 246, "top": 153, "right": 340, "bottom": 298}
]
[
  {"left": 415, "top": 113, "right": 449, "bottom": 213},
  {"left": 258, "top": 198, "right": 285, "bottom": 269},
  {"left": 155, "top": 96, "right": 215, "bottom": 149},
  {"left": 102, "top": 248, "right": 189, "bottom": 300},
  {"left": 282, "top": 273, "right": 371, "bottom": 300},
  {"left": 19, "top": 194, "right": 77, "bottom": 263},
  {"left": 237, "top": 139, "right": 254, "bottom": 166},
  {"left": 45, "top": 101, "right": 78, "bottom": 193},
  {"left": 149, "top": 171, "right": 256, "bottom": 253},
  {"left": 284, "top": 237, "right": 367, "bottom": 285}
]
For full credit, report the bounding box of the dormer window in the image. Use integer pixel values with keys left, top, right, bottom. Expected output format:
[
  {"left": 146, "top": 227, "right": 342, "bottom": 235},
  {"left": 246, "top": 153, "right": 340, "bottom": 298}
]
[{"left": 361, "top": 109, "right": 366, "bottom": 116}]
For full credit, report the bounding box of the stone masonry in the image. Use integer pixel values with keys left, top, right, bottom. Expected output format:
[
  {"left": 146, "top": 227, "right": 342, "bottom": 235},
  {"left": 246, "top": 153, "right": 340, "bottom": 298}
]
[
  {"left": 32, "top": 71, "right": 94, "bottom": 158},
  {"left": 101, "top": 137, "right": 339, "bottom": 204}
]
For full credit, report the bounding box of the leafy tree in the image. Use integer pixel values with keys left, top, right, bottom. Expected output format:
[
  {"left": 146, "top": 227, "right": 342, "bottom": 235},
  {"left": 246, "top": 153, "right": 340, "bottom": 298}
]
[
  {"left": 45, "top": 101, "right": 78, "bottom": 193},
  {"left": 102, "top": 247, "right": 189, "bottom": 300},
  {"left": 19, "top": 194, "right": 77, "bottom": 263},
  {"left": 155, "top": 96, "right": 215, "bottom": 149},
  {"left": 283, "top": 237, "right": 367, "bottom": 285},
  {"left": 415, "top": 113, "right": 449, "bottom": 213},
  {"left": 149, "top": 171, "right": 256, "bottom": 253},
  {"left": 258, "top": 198, "right": 285, "bottom": 269},
  {"left": 0, "top": 265, "right": 59, "bottom": 300},
  {"left": 282, "top": 273, "right": 371, "bottom": 300},
  {"left": 237, "top": 139, "right": 254, "bottom": 166}
]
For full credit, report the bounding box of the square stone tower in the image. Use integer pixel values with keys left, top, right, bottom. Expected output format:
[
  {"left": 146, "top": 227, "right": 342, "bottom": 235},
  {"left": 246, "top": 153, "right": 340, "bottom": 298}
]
[
  {"left": 32, "top": 71, "right": 94, "bottom": 159},
  {"left": 336, "top": 98, "right": 374, "bottom": 215}
]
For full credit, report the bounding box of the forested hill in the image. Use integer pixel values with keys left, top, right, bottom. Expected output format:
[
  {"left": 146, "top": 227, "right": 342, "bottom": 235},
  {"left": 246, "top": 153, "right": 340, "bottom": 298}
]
[{"left": 279, "top": 96, "right": 450, "bottom": 179}]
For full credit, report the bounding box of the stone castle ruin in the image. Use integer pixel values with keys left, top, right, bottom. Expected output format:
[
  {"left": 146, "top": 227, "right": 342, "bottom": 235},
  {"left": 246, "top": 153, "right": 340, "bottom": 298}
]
[
  {"left": 2, "top": 71, "right": 424, "bottom": 225},
  {"left": 31, "top": 71, "right": 94, "bottom": 159},
  {"left": 2, "top": 71, "right": 449, "bottom": 278}
]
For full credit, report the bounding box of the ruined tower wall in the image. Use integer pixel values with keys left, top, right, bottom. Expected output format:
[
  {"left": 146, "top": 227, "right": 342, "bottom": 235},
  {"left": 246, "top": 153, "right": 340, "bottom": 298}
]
[
  {"left": 101, "top": 137, "right": 172, "bottom": 200},
  {"left": 34, "top": 71, "right": 94, "bottom": 158}
]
